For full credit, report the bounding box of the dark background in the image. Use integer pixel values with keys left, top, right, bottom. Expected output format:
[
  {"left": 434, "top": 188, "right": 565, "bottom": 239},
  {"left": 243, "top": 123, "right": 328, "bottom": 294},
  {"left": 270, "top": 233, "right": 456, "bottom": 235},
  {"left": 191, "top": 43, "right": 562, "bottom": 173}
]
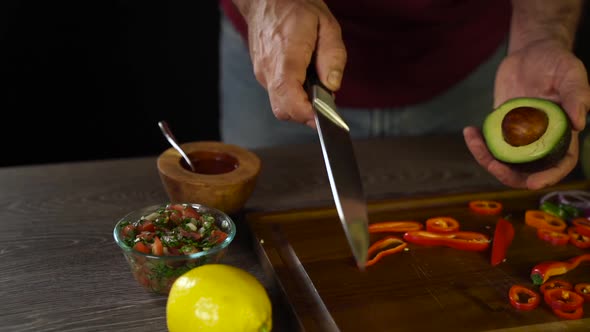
[
  {"left": 1, "top": 2, "right": 589, "bottom": 167},
  {"left": 1, "top": 1, "right": 221, "bottom": 167}
]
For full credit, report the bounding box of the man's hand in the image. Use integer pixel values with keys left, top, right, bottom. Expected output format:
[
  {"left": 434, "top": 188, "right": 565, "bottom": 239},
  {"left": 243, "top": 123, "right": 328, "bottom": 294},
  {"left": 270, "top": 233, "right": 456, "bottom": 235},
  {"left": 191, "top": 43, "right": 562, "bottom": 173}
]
[
  {"left": 464, "top": 40, "right": 590, "bottom": 189},
  {"left": 233, "top": 0, "right": 347, "bottom": 128},
  {"left": 464, "top": 0, "right": 590, "bottom": 190}
]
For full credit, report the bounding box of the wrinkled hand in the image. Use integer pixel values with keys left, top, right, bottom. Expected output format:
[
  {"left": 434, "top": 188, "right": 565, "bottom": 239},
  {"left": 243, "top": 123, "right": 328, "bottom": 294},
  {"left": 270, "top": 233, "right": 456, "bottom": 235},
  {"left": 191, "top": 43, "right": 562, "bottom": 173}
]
[
  {"left": 464, "top": 40, "right": 590, "bottom": 189},
  {"left": 238, "top": 0, "right": 347, "bottom": 128}
]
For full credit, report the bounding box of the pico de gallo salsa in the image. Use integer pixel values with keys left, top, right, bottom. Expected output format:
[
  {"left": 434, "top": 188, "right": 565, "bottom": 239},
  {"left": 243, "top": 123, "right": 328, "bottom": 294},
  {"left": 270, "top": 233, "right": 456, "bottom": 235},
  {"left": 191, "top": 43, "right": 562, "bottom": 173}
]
[
  {"left": 116, "top": 203, "right": 231, "bottom": 293},
  {"left": 118, "top": 203, "right": 229, "bottom": 255}
]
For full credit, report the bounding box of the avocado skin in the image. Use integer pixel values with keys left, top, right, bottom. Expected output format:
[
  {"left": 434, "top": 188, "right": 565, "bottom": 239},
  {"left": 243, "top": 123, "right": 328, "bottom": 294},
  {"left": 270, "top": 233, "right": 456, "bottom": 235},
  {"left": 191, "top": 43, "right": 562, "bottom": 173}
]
[{"left": 504, "top": 124, "right": 571, "bottom": 173}]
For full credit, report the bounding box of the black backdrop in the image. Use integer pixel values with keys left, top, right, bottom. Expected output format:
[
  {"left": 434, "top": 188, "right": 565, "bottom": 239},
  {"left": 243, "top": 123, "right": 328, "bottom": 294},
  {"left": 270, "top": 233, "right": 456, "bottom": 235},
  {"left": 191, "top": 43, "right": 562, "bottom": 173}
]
[
  {"left": 1, "top": 2, "right": 589, "bottom": 167},
  {"left": 1, "top": 1, "right": 221, "bottom": 167}
]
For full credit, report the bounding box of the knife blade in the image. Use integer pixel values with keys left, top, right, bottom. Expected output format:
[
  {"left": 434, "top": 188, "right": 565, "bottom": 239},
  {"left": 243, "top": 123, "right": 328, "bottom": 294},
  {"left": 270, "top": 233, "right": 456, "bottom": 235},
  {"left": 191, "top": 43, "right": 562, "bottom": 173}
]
[{"left": 305, "top": 67, "right": 370, "bottom": 270}]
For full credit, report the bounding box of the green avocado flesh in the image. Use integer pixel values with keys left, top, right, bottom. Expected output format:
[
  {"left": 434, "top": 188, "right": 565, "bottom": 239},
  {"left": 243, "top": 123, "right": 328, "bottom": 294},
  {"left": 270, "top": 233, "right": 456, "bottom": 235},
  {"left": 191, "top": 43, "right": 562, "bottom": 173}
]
[{"left": 483, "top": 97, "right": 571, "bottom": 171}]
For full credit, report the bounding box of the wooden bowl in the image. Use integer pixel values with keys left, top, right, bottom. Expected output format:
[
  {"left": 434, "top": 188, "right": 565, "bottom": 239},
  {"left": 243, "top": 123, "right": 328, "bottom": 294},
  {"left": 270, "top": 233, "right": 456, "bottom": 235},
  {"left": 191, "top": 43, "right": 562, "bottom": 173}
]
[{"left": 157, "top": 141, "right": 261, "bottom": 215}]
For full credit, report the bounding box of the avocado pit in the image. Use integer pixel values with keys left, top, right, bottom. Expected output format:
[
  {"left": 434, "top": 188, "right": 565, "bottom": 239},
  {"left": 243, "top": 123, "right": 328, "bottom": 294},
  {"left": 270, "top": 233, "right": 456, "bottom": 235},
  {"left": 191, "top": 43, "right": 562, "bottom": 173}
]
[{"left": 501, "top": 107, "right": 549, "bottom": 147}]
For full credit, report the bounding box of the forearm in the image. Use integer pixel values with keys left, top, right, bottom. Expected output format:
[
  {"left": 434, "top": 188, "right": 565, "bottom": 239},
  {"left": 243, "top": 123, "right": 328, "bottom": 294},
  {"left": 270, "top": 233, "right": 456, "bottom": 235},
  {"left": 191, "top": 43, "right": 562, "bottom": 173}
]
[{"left": 509, "top": 0, "right": 585, "bottom": 52}]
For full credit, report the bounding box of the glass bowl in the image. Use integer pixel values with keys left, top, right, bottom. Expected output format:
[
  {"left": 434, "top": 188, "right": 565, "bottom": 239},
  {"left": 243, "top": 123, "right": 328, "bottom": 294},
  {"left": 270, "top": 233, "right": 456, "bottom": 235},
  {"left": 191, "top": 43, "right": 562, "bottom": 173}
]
[{"left": 113, "top": 203, "right": 236, "bottom": 294}]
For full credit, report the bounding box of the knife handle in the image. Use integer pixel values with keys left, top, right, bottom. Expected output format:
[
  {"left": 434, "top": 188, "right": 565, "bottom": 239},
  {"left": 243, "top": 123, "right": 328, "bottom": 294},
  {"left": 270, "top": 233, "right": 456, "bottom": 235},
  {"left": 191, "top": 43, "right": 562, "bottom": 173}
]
[{"left": 304, "top": 64, "right": 334, "bottom": 98}]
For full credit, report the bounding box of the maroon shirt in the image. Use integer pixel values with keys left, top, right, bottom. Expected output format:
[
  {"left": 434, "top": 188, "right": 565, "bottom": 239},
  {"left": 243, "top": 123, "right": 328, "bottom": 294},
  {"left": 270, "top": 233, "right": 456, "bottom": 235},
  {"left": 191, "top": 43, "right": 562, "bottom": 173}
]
[{"left": 220, "top": 0, "right": 511, "bottom": 108}]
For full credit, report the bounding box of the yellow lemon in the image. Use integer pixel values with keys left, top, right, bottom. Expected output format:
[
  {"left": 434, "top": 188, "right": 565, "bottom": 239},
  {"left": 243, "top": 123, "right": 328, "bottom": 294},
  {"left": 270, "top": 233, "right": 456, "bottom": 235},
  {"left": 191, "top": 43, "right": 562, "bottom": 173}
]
[{"left": 166, "top": 264, "right": 272, "bottom": 332}]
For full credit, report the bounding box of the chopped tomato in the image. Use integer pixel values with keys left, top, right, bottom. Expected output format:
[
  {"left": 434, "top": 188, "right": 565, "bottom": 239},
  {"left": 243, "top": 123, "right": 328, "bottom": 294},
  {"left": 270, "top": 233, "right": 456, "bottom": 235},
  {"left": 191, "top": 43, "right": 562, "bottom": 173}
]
[
  {"left": 167, "top": 204, "right": 186, "bottom": 212},
  {"left": 137, "top": 231, "right": 154, "bottom": 242},
  {"left": 152, "top": 236, "right": 164, "bottom": 256},
  {"left": 133, "top": 242, "right": 151, "bottom": 254},
  {"left": 168, "top": 203, "right": 201, "bottom": 219},
  {"left": 169, "top": 210, "right": 182, "bottom": 223},
  {"left": 138, "top": 220, "right": 155, "bottom": 232},
  {"left": 122, "top": 224, "right": 135, "bottom": 237},
  {"left": 182, "top": 205, "right": 200, "bottom": 219},
  {"left": 211, "top": 230, "right": 228, "bottom": 244}
]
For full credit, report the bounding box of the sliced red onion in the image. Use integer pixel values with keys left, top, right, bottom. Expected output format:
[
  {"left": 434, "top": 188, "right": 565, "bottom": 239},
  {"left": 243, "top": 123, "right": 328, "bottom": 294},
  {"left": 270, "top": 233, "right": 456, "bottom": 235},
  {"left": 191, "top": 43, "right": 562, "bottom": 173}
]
[
  {"left": 558, "top": 190, "right": 590, "bottom": 209},
  {"left": 539, "top": 191, "right": 560, "bottom": 205}
]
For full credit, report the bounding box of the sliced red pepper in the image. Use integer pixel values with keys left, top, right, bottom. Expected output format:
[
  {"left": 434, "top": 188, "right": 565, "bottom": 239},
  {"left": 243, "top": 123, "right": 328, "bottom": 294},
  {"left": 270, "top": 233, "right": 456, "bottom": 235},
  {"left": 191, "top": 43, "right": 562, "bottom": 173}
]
[
  {"left": 567, "top": 227, "right": 590, "bottom": 249},
  {"left": 508, "top": 285, "right": 540, "bottom": 311},
  {"left": 469, "top": 200, "right": 503, "bottom": 215},
  {"left": 544, "top": 288, "right": 585, "bottom": 311},
  {"left": 552, "top": 307, "right": 584, "bottom": 320},
  {"left": 539, "top": 279, "right": 573, "bottom": 294},
  {"left": 366, "top": 236, "right": 407, "bottom": 267},
  {"left": 531, "top": 254, "right": 590, "bottom": 285},
  {"left": 537, "top": 228, "right": 570, "bottom": 246},
  {"left": 572, "top": 217, "right": 590, "bottom": 237},
  {"left": 403, "top": 230, "right": 490, "bottom": 251},
  {"left": 490, "top": 217, "right": 515, "bottom": 266},
  {"left": 524, "top": 210, "right": 567, "bottom": 232},
  {"left": 425, "top": 217, "right": 460, "bottom": 233},
  {"left": 368, "top": 221, "right": 423, "bottom": 234},
  {"left": 574, "top": 283, "right": 590, "bottom": 302}
]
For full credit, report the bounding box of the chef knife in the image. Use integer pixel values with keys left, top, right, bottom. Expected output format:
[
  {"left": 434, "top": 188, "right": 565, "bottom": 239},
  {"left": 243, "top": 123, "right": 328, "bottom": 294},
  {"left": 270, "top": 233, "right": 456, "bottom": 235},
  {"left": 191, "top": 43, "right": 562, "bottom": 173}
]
[{"left": 305, "top": 66, "right": 370, "bottom": 270}]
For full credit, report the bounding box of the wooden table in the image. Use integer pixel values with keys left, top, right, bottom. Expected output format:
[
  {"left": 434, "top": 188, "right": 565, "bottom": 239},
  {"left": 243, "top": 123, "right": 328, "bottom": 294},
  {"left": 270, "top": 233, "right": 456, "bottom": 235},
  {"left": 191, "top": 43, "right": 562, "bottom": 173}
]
[{"left": 1, "top": 134, "right": 584, "bottom": 331}]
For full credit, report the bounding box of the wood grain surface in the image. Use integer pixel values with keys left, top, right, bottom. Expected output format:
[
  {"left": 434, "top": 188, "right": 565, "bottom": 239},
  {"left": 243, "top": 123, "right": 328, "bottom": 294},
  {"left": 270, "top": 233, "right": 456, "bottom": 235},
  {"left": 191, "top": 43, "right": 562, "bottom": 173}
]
[
  {"left": 0, "top": 134, "right": 585, "bottom": 331},
  {"left": 247, "top": 181, "right": 590, "bottom": 332},
  {"left": 0, "top": 158, "right": 295, "bottom": 331}
]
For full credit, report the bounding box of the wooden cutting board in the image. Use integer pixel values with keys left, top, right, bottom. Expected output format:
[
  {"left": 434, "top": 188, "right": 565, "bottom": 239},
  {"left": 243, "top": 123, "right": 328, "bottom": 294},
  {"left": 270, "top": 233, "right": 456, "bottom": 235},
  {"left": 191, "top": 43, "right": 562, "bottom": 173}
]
[{"left": 246, "top": 181, "right": 590, "bottom": 332}]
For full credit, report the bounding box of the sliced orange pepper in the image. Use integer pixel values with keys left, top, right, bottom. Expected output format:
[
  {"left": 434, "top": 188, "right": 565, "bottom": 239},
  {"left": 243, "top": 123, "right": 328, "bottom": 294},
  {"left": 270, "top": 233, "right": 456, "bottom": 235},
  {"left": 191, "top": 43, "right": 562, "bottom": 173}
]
[
  {"left": 368, "top": 221, "right": 423, "bottom": 234},
  {"left": 524, "top": 210, "right": 567, "bottom": 232},
  {"left": 366, "top": 236, "right": 407, "bottom": 267},
  {"left": 469, "top": 200, "right": 503, "bottom": 215}
]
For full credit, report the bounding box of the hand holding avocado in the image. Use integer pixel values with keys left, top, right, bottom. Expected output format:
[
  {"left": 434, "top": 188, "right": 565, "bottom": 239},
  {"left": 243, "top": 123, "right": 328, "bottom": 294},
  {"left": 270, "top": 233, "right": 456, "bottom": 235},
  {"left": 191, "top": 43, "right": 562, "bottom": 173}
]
[{"left": 464, "top": 39, "right": 590, "bottom": 190}]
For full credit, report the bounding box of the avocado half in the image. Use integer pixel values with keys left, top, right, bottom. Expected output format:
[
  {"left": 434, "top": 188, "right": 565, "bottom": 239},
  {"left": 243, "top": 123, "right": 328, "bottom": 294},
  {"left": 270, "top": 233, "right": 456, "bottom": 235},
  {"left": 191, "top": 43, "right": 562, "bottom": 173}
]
[{"left": 482, "top": 97, "right": 571, "bottom": 172}]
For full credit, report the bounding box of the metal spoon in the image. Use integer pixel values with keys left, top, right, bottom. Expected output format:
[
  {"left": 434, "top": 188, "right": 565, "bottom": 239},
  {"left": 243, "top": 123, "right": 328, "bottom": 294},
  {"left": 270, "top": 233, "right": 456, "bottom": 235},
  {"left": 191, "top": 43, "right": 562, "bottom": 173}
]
[{"left": 158, "top": 120, "right": 196, "bottom": 172}]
